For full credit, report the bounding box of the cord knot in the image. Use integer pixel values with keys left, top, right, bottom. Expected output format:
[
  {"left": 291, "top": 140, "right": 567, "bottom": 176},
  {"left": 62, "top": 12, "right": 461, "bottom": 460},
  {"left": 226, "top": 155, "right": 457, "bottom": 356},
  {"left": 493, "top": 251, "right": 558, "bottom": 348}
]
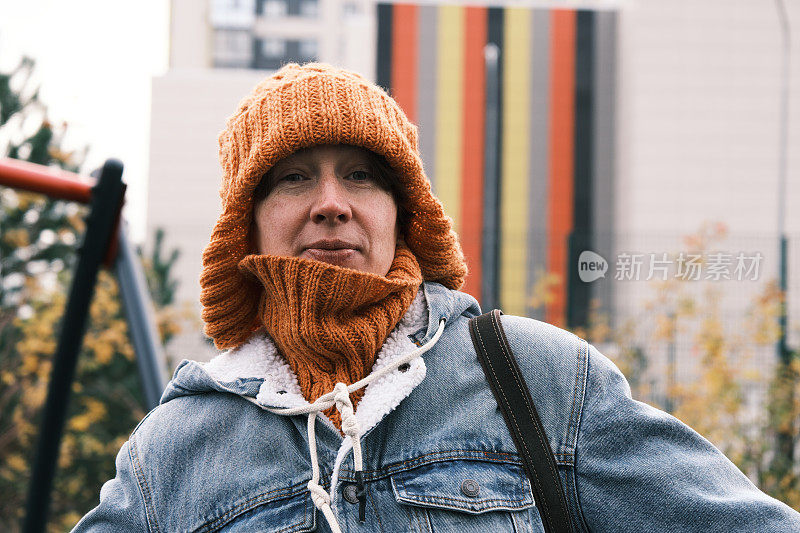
[
  {"left": 307, "top": 480, "right": 330, "bottom": 509},
  {"left": 333, "top": 382, "right": 360, "bottom": 438}
]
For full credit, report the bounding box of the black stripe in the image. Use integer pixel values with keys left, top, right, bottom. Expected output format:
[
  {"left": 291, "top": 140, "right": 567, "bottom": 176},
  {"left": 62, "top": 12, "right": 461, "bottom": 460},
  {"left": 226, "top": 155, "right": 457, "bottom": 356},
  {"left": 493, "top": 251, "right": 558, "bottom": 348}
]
[
  {"left": 481, "top": 7, "right": 504, "bottom": 311},
  {"left": 567, "top": 10, "right": 594, "bottom": 329},
  {"left": 376, "top": 3, "right": 393, "bottom": 93}
]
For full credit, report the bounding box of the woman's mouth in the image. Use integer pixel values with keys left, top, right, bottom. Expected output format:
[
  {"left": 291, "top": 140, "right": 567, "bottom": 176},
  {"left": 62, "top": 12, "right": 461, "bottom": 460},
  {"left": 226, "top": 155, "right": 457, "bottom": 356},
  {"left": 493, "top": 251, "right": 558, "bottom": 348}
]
[
  {"left": 303, "top": 248, "right": 356, "bottom": 266},
  {"left": 302, "top": 240, "right": 359, "bottom": 266}
]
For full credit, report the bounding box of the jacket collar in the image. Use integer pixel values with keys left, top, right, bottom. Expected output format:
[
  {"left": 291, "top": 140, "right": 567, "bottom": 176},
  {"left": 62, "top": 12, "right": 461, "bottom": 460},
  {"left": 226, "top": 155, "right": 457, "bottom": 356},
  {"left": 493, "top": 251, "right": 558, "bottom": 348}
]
[
  {"left": 161, "top": 282, "right": 481, "bottom": 407},
  {"left": 418, "top": 282, "right": 481, "bottom": 343}
]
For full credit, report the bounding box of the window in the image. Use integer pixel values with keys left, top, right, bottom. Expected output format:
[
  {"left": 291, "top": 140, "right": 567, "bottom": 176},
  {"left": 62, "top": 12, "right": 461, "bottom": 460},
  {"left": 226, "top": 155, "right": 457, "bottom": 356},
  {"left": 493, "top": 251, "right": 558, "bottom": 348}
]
[
  {"left": 257, "top": 0, "right": 317, "bottom": 18},
  {"left": 210, "top": 0, "right": 255, "bottom": 28},
  {"left": 298, "top": 39, "right": 318, "bottom": 61},
  {"left": 343, "top": 2, "right": 360, "bottom": 17},
  {"left": 262, "top": 38, "right": 287, "bottom": 58},
  {"left": 262, "top": 0, "right": 287, "bottom": 17},
  {"left": 213, "top": 29, "right": 252, "bottom": 68},
  {"left": 298, "top": 0, "right": 318, "bottom": 17},
  {"left": 253, "top": 38, "right": 318, "bottom": 70}
]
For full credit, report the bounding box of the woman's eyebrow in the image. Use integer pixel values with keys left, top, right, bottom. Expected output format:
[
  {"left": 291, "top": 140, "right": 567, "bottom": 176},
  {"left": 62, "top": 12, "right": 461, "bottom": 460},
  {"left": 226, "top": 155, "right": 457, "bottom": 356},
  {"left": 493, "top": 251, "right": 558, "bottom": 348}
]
[
  {"left": 335, "top": 158, "right": 372, "bottom": 173},
  {"left": 272, "top": 158, "right": 309, "bottom": 174}
]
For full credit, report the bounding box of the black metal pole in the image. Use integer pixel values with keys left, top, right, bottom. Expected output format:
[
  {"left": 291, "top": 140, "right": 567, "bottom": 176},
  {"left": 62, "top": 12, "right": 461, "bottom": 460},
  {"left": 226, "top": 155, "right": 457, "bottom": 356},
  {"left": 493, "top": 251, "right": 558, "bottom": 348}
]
[
  {"left": 778, "top": 236, "right": 789, "bottom": 368},
  {"left": 481, "top": 42, "right": 501, "bottom": 311},
  {"left": 776, "top": 235, "right": 793, "bottom": 464},
  {"left": 23, "top": 159, "right": 125, "bottom": 533},
  {"left": 114, "top": 224, "right": 168, "bottom": 409}
]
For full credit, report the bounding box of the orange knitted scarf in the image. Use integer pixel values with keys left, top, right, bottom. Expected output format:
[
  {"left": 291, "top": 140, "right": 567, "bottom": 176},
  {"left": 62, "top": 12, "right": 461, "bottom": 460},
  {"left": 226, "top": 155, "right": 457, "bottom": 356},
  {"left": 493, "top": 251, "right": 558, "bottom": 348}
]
[{"left": 238, "top": 245, "right": 423, "bottom": 430}]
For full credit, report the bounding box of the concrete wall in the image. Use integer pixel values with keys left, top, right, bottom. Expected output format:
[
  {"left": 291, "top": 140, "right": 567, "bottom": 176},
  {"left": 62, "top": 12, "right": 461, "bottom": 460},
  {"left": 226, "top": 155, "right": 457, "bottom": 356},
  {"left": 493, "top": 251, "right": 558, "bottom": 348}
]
[
  {"left": 147, "top": 68, "right": 266, "bottom": 361},
  {"left": 612, "top": 0, "right": 800, "bottom": 402},
  {"left": 170, "top": 0, "right": 211, "bottom": 68},
  {"left": 616, "top": 0, "right": 799, "bottom": 237}
]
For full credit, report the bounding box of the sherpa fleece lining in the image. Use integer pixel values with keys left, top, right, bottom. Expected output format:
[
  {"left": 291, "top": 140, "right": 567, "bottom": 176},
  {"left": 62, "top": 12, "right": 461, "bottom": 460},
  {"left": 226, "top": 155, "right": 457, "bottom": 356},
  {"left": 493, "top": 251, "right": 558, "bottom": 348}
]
[{"left": 202, "top": 289, "right": 428, "bottom": 434}]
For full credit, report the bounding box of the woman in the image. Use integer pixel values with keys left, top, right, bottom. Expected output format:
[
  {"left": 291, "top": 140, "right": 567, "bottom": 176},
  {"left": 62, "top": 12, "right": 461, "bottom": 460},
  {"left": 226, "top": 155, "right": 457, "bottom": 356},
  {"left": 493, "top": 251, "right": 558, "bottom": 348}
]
[{"left": 75, "top": 63, "right": 800, "bottom": 532}]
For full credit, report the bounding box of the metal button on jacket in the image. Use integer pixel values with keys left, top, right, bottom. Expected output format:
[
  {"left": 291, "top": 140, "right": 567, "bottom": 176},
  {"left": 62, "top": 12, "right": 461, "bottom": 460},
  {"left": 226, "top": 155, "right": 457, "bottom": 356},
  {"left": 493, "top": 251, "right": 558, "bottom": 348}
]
[
  {"left": 460, "top": 479, "right": 480, "bottom": 498},
  {"left": 343, "top": 483, "right": 360, "bottom": 504}
]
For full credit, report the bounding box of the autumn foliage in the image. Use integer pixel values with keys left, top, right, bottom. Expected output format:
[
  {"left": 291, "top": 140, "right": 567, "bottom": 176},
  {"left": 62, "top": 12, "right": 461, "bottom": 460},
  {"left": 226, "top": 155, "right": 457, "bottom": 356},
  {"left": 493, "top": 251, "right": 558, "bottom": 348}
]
[
  {"left": 564, "top": 223, "right": 800, "bottom": 509},
  {"left": 0, "top": 57, "right": 182, "bottom": 531}
]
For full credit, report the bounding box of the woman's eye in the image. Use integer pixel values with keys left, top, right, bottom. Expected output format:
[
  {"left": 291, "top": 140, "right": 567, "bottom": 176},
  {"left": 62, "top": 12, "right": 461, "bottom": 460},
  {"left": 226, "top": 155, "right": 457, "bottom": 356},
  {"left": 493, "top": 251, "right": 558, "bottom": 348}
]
[
  {"left": 280, "top": 173, "right": 306, "bottom": 183},
  {"left": 349, "top": 170, "right": 371, "bottom": 182}
]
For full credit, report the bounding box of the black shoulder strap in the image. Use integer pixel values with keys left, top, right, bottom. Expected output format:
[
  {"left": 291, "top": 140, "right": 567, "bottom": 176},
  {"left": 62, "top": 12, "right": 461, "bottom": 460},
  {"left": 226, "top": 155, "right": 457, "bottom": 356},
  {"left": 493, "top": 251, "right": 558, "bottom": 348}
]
[{"left": 469, "top": 309, "right": 574, "bottom": 533}]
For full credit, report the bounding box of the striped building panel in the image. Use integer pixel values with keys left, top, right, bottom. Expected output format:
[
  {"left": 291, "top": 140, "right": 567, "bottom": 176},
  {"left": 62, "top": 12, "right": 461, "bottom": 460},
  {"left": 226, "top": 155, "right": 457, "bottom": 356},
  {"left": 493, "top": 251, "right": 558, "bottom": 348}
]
[
  {"left": 391, "top": 4, "right": 418, "bottom": 122},
  {"left": 376, "top": 4, "right": 393, "bottom": 90},
  {"left": 460, "top": 6, "right": 488, "bottom": 299},
  {"left": 434, "top": 5, "right": 465, "bottom": 232},
  {"left": 376, "top": 3, "right": 615, "bottom": 323},
  {"left": 527, "top": 9, "right": 552, "bottom": 320},
  {"left": 483, "top": 7, "right": 505, "bottom": 309},
  {"left": 546, "top": 9, "right": 576, "bottom": 327},
  {"left": 568, "top": 10, "right": 596, "bottom": 329},
  {"left": 417, "top": 5, "right": 438, "bottom": 189},
  {"left": 500, "top": 7, "right": 533, "bottom": 317},
  {"left": 591, "top": 10, "right": 618, "bottom": 325}
]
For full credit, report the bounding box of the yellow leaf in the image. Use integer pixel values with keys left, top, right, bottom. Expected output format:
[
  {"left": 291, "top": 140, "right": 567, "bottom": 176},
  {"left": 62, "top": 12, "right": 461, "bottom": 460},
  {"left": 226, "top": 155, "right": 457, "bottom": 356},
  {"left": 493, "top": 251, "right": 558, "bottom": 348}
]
[{"left": 5, "top": 454, "right": 27, "bottom": 473}]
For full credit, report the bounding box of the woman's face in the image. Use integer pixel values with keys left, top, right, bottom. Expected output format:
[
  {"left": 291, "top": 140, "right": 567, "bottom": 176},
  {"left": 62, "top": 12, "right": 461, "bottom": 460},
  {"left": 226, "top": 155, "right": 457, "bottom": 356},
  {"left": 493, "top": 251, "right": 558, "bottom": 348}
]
[{"left": 252, "top": 144, "right": 399, "bottom": 276}]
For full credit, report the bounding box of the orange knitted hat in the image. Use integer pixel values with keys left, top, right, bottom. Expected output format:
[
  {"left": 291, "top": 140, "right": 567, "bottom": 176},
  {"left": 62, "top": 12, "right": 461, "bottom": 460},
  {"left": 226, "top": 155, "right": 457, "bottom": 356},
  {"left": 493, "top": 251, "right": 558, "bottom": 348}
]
[{"left": 200, "top": 62, "right": 466, "bottom": 350}]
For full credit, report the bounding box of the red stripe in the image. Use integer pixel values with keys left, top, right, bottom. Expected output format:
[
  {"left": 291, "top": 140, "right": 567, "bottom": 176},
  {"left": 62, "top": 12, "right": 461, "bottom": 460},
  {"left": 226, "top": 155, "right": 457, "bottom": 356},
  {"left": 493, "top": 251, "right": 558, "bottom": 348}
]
[
  {"left": 391, "top": 4, "right": 418, "bottom": 122},
  {"left": 546, "top": 10, "right": 576, "bottom": 326},
  {"left": 460, "top": 7, "right": 487, "bottom": 300}
]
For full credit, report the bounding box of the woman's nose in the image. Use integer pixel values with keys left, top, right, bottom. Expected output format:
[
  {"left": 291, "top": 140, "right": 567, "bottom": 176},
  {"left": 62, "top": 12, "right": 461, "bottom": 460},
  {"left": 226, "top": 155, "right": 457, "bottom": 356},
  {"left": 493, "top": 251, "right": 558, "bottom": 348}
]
[{"left": 309, "top": 174, "right": 352, "bottom": 224}]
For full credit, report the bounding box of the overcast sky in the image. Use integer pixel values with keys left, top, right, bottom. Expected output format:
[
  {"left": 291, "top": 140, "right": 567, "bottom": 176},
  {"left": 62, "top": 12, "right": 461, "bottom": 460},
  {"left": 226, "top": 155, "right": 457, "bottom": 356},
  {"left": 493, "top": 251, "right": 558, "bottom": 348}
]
[{"left": 0, "top": 0, "right": 170, "bottom": 242}]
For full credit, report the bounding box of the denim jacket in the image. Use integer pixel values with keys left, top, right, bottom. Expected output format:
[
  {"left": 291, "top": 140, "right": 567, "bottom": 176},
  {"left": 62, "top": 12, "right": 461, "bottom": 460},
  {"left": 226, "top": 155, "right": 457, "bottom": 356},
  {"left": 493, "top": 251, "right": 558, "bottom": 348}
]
[{"left": 74, "top": 282, "right": 800, "bottom": 532}]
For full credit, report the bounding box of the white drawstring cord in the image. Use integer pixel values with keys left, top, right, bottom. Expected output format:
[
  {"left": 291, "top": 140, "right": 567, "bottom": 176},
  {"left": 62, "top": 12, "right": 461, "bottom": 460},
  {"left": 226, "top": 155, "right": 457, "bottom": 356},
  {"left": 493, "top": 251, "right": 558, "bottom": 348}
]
[
  {"left": 245, "top": 318, "right": 446, "bottom": 532},
  {"left": 332, "top": 382, "right": 366, "bottom": 520},
  {"left": 305, "top": 412, "right": 343, "bottom": 533}
]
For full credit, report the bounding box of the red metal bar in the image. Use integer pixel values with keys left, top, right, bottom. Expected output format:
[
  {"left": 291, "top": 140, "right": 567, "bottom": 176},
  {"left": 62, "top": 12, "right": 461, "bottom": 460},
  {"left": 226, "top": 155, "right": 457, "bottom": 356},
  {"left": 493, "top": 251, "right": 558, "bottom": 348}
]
[{"left": 0, "top": 157, "right": 94, "bottom": 204}]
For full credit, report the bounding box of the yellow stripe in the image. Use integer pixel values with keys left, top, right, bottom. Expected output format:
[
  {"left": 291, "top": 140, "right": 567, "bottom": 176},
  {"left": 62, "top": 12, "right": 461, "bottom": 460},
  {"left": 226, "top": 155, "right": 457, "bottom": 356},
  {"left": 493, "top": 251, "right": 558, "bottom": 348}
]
[
  {"left": 500, "top": 8, "right": 532, "bottom": 316},
  {"left": 434, "top": 5, "right": 464, "bottom": 232}
]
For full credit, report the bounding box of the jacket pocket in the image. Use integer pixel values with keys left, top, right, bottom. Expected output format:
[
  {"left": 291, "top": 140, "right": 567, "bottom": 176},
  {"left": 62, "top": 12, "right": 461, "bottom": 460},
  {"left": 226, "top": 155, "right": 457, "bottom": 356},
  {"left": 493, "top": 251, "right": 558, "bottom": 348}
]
[
  {"left": 390, "top": 458, "right": 543, "bottom": 532},
  {"left": 196, "top": 483, "right": 316, "bottom": 533}
]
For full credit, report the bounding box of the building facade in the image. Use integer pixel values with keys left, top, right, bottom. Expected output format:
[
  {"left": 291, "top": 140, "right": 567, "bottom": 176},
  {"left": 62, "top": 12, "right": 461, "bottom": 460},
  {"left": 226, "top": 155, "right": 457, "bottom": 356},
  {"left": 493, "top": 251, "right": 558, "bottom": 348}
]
[{"left": 148, "top": 0, "right": 800, "bottom": 405}]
